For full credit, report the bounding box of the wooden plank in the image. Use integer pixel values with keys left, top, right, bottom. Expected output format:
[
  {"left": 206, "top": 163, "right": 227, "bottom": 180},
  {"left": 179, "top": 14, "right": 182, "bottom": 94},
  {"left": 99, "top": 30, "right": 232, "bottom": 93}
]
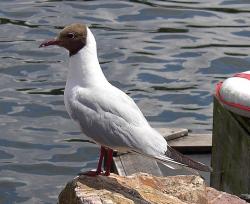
[
  {"left": 157, "top": 128, "right": 188, "bottom": 141},
  {"left": 168, "top": 133, "right": 212, "bottom": 153},
  {"left": 113, "top": 156, "right": 126, "bottom": 176},
  {"left": 211, "top": 97, "right": 250, "bottom": 196},
  {"left": 113, "top": 132, "right": 212, "bottom": 176},
  {"left": 113, "top": 153, "right": 163, "bottom": 176},
  {"left": 112, "top": 128, "right": 211, "bottom": 176}
]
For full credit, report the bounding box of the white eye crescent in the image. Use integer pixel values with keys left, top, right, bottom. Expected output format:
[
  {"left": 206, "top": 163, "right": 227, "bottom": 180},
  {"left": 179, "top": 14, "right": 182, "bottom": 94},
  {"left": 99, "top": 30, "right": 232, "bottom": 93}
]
[{"left": 67, "top": 33, "right": 75, "bottom": 39}]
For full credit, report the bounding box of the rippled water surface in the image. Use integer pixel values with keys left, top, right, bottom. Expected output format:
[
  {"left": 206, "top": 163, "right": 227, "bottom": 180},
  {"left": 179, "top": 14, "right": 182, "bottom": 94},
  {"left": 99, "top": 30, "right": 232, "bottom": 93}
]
[{"left": 1, "top": 0, "right": 250, "bottom": 203}]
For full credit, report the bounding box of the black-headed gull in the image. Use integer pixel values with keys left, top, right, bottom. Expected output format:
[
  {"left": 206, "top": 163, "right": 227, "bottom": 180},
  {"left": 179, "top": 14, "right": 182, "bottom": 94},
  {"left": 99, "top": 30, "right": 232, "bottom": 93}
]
[{"left": 40, "top": 23, "right": 211, "bottom": 176}]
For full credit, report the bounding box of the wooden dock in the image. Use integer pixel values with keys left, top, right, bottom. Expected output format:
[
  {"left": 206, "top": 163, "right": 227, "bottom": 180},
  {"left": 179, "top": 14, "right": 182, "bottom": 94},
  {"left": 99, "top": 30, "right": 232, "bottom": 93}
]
[
  {"left": 211, "top": 97, "right": 250, "bottom": 197},
  {"left": 111, "top": 127, "right": 212, "bottom": 176}
]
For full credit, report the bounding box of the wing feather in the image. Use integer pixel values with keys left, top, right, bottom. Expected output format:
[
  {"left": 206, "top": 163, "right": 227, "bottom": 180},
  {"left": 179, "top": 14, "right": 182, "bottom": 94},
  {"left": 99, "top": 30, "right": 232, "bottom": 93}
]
[
  {"left": 67, "top": 86, "right": 167, "bottom": 155},
  {"left": 65, "top": 85, "right": 212, "bottom": 173}
]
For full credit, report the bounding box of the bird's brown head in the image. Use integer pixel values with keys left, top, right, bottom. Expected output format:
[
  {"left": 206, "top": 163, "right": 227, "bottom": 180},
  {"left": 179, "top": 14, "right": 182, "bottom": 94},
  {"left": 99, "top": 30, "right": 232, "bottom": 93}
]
[{"left": 39, "top": 23, "right": 87, "bottom": 56}]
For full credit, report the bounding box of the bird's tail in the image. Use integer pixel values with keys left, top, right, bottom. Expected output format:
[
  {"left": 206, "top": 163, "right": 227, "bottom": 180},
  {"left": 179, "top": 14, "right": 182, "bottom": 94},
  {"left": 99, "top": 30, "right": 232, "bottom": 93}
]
[{"left": 164, "top": 145, "right": 212, "bottom": 172}]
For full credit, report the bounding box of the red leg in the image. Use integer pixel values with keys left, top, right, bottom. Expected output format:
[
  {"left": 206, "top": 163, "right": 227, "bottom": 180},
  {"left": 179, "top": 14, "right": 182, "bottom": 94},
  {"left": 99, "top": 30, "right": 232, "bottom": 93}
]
[
  {"left": 104, "top": 148, "right": 113, "bottom": 176},
  {"left": 96, "top": 146, "right": 105, "bottom": 174},
  {"left": 79, "top": 146, "right": 105, "bottom": 176}
]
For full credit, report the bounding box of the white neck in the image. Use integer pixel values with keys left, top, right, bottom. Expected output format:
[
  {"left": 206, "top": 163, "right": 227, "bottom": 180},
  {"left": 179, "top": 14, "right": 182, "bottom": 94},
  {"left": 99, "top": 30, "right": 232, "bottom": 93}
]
[{"left": 67, "top": 27, "right": 108, "bottom": 87}]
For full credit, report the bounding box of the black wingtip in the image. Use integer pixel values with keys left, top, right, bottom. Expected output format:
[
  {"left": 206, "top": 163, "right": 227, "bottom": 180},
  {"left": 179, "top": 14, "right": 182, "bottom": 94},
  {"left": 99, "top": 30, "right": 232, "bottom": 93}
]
[{"left": 166, "top": 146, "right": 212, "bottom": 172}]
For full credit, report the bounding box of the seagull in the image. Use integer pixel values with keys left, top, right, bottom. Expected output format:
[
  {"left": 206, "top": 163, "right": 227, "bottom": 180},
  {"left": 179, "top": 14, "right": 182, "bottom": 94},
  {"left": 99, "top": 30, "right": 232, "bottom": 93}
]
[{"left": 40, "top": 23, "right": 211, "bottom": 176}]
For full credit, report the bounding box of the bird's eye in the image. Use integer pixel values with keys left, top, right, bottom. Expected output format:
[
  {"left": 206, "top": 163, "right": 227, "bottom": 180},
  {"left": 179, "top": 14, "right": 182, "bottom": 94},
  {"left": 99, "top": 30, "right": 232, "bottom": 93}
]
[{"left": 66, "top": 33, "right": 75, "bottom": 39}]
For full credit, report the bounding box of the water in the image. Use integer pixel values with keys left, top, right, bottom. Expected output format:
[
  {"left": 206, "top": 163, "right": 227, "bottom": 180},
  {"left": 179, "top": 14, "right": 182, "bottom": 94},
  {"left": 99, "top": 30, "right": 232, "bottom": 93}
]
[{"left": 1, "top": 0, "right": 250, "bottom": 203}]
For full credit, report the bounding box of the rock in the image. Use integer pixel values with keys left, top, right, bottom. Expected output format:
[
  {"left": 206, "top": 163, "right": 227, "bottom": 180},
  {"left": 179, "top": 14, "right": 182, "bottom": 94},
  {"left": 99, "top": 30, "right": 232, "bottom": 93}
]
[
  {"left": 207, "top": 187, "right": 248, "bottom": 204},
  {"left": 58, "top": 173, "right": 248, "bottom": 204}
]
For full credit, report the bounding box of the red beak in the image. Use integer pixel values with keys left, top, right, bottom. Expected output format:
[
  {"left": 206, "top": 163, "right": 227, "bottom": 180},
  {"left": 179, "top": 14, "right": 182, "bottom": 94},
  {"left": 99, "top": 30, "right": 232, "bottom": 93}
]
[{"left": 39, "top": 39, "right": 61, "bottom": 48}]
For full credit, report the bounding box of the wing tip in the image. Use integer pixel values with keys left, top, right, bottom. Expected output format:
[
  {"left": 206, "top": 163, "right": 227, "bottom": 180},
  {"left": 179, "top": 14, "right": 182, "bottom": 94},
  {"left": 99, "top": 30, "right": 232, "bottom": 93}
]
[{"left": 165, "top": 146, "right": 212, "bottom": 172}]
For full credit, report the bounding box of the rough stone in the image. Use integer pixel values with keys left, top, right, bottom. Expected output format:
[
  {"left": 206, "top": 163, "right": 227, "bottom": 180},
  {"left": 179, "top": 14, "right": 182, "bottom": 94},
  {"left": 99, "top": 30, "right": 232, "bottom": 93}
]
[
  {"left": 207, "top": 187, "right": 248, "bottom": 204},
  {"left": 58, "top": 173, "right": 248, "bottom": 204}
]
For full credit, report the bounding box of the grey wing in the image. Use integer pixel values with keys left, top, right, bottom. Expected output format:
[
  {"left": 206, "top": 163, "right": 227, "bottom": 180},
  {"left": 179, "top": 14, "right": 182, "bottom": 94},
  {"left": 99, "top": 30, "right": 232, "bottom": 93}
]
[
  {"left": 68, "top": 86, "right": 168, "bottom": 155},
  {"left": 66, "top": 86, "right": 211, "bottom": 173}
]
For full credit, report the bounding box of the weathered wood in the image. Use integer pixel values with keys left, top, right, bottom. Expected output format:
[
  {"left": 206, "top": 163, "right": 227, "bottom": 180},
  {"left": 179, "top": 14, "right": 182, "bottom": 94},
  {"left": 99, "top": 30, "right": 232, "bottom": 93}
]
[
  {"left": 157, "top": 127, "right": 188, "bottom": 141},
  {"left": 211, "top": 96, "right": 250, "bottom": 196},
  {"left": 112, "top": 132, "right": 212, "bottom": 176},
  {"left": 157, "top": 128, "right": 212, "bottom": 152},
  {"left": 113, "top": 155, "right": 127, "bottom": 176},
  {"left": 168, "top": 133, "right": 212, "bottom": 153},
  {"left": 112, "top": 128, "right": 188, "bottom": 176},
  {"left": 113, "top": 153, "right": 163, "bottom": 176}
]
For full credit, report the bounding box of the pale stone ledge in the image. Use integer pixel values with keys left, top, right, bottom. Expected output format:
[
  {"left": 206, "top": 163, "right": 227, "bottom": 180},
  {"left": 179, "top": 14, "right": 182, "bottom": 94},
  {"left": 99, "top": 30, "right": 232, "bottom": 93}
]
[{"left": 58, "top": 173, "right": 248, "bottom": 204}]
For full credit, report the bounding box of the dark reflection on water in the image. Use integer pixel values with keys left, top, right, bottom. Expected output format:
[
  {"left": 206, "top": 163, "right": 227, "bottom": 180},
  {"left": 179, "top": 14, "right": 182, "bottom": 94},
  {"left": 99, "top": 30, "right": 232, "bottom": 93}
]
[
  {"left": 147, "top": 109, "right": 209, "bottom": 122},
  {"left": 0, "top": 138, "right": 67, "bottom": 150},
  {"left": 1, "top": 163, "right": 85, "bottom": 176},
  {"left": 0, "top": 180, "right": 29, "bottom": 204},
  {"left": 1, "top": 0, "right": 250, "bottom": 203},
  {"left": 0, "top": 150, "right": 14, "bottom": 159},
  {"left": 49, "top": 146, "right": 97, "bottom": 162}
]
